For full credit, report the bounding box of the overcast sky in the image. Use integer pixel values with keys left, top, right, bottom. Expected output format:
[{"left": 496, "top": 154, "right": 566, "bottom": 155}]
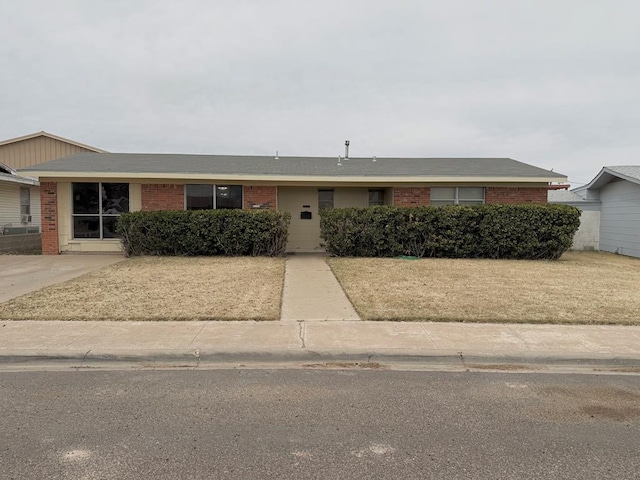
[{"left": 2, "top": 0, "right": 639, "bottom": 185}]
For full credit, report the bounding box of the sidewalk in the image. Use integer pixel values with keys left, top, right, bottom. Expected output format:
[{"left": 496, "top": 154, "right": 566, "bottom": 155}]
[
  {"left": 1, "top": 320, "right": 640, "bottom": 370},
  {"left": 1, "top": 253, "right": 640, "bottom": 371}
]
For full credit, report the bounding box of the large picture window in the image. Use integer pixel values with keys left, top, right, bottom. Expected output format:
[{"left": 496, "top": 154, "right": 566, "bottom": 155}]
[
  {"left": 430, "top": 187, "right": 485, "bottom": 206},
  {"left": 72, "top": 183, "right": 129, "bottom": 239},
  {"left": 186, "top": 185, "right": 242, "bottom": 210}
]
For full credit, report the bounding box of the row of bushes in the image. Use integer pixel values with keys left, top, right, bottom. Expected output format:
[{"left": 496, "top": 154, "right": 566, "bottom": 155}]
[
  {"left": 116, "top": 210, "right": 290, "bottom": 257},
  {"left": 319, "top": 204, "right": 580, "bottom": 260}
]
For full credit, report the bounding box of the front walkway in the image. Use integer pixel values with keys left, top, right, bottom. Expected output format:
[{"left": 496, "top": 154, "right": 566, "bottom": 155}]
[{"left": 280, "top": 254, "right": 361, "bottom": 321}]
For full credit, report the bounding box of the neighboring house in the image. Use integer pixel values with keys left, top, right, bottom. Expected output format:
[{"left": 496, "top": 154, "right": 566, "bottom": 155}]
[
  {"left": 568, "top": 166, "right": 639, "bottom": 258},
  {"left": 21, "top": 153, "right": 565, "bottom": 254},
  {"left": 0, "top": 131, "right": 106, "bottom": 236},
  {"left": 548, "top": 188, "right": 600, "bottom": 251},
  {"left": 0, "top": 162, "right": 40, "bottom": 234}
]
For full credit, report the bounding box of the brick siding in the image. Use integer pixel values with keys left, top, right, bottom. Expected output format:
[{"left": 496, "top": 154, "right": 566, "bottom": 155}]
[
  {"left": 141, "top": 184, "right": 185, "bottom": 211},
  {"left": 485, "top": 187, "right": 548, "bottom": 204},
  {"left": 243, "top": 186, "right": 277, "bottom": 210},
  {"left": 392, "top": 187, "right": 430, "bottom": 206},
  {"left": 40, "top": 182, "right": 59, "bottom": 255}
]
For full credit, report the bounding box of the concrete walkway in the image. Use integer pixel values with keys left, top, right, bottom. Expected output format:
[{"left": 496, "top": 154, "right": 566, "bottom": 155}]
[
  {"left": 0, "top": 254, "right": 125, "bottom": 303},
  {"left": 280, "top": 254, "right": 360, "bottom": 321}
]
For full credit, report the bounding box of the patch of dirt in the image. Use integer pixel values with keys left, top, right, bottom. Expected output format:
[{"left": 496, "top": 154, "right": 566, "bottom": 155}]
[
  {"left": 303, "top": 362, "right": 386, "bottom": 370},
  {"left": 466, "top": 364, "right": 534, "bottom": 371}
]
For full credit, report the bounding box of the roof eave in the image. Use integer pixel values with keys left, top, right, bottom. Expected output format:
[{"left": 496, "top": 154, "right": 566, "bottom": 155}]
[
  {"left": 23, "top": 171, "right": 565, "bottom": 183},
  {"left": 0, "top": 173, "right": 39, "bottom": 186}
]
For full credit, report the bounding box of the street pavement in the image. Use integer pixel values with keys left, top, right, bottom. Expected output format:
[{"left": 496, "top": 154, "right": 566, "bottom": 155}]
[{"left": 1, "top": 253, "right": 640, "bottom": 370}]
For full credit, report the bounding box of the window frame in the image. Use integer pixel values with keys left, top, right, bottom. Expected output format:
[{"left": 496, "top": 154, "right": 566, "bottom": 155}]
[
  {"left": 71, "top": 182, "right": 130, "bottom": 240},
  {"left": 20, "top": 187, "right": 30, "bottom": 217},
  {"left": 368, "top": 189, "right": 385, "bottom": 206},
  {"left": 318, "top": 189, "right": 334, "bottom": 210},
  {"left": 185, "top": 184, "right": 243, "bottom": 210},
  {"left": 430, "top": 187, "right": 485, "bottom": 206}
]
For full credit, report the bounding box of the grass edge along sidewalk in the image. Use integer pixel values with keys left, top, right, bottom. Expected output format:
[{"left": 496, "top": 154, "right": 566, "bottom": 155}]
[{"left": 327, "top": 251, "right": 640, "bottom": 325}]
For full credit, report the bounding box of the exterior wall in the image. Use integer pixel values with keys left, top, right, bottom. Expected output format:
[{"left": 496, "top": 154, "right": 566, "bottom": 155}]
[
  {"left": 485, "top": 187, "right": 547, "bottom": 204},
  {"left": 141, "top": 184, "right": 184, "bottom": 211},
  {"left": 0, "top": 233, "right": 41, "bottom": 253},
  {"left": 599, "top": 180, "right": 640, "bottom": 258},
  {"left": 40, "top": 182, "right": 59, "bottom": 255},
  {"left": 571, "top": 209, "right": 600, "bottom": 251},
  {"left": 243, "top": 186, "right": 277, "bottom": 210},
  {"left": 0, "top": 136, "right": 97, "bottom": 170},
  {"left": 393, "top": 187, "right": 430, "bottom": 206},
  {"left": 0, "top": 182, "right": 40, "bottom": 229}
]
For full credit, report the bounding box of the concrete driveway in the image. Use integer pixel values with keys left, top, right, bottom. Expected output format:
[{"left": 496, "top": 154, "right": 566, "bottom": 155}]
[{"left": 0, "top": 255, "right": 126, "bottom": 303}]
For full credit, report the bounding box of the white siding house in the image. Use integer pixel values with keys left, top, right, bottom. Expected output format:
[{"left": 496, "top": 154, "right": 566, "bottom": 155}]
[
  {"left": 554, "top": 166, "right": 640, "bottom": 259},
  {"left": 0, "top": 162, "right": 40, "bottom": 234}
]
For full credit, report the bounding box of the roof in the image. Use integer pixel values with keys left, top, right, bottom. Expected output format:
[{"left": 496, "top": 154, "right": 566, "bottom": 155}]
[
  {"left": 581, "top": 165, "right": 640, "bottom": 191},
  {"left": 0, "top": 161, "right": 39, "bottom": 186},
  {"left": 20, "top": 153, "right": 566, "bottom": 183},
  {"left": 548, "top": 189, "right": 587, "bottom": 203},
  {"left": 0, "top": 131, "right": 106, "bottom": 153}
]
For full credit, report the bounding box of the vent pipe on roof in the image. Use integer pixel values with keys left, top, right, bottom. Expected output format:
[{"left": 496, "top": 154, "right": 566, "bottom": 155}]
[{"left": 345, "top": 140, "right": 350, "bottom": 159}]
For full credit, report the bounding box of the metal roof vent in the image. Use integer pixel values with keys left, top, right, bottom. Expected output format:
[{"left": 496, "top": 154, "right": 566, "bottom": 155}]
[{"left": 344, "top": 140, "right": 350, "bottom": 159}]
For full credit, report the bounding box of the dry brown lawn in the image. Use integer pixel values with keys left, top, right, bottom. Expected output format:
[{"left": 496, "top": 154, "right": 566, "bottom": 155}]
[
  {"left": 0, "top": 257, "right": 285, "bottom": 321},
  {"left": 327, "top": 251, "right": 640, "bottom": 324}
]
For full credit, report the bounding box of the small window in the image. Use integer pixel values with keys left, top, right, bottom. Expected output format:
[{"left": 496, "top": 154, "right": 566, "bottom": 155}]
[
  {"left": 318, "top": 190, "right": 334, "bottom": 210},
  {"left": 72, "top": 182, "right": 129, "bottom": 239},
  {"left": 216, "top": 185, "right": 243, "bottom": 209},
  {"left": 431, "top": 187, "right": 484, "bottom": 205},
  {"left": 369, "top": 189, "right": 385, "bottom": 206},
  {"left": 20, "top": 187, "right": 31, "bottom": 216},
  {"left": 186, "top": 185, "right": 243, "bottom": 210}
]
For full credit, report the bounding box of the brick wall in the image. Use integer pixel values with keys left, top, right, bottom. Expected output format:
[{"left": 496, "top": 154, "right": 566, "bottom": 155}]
[
  {"left": 40, "top": 182, "right": 59, "bottom": 255},
  {"left": 392, "top": 187, "right": 430, "bottom": 207},
  {"left": 243, "top": 186, "right": 277, "bottom": 210},
  {"left": 141, "top": 184, "right": 184, "bottom": 211},
  {"left": 485, "top": 187, "right": 548, "bottom": 204}
]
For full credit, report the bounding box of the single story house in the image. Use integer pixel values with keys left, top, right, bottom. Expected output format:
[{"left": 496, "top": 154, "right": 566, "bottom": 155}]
[
  {"left": 550, "top": 166, "right": 640, "bottom": 258},
  {"left": 20, "top": 153, "right": 566, "bottom": 255},
  {"left": 0, "top": 131, "right": 105, "bottom": 236}
]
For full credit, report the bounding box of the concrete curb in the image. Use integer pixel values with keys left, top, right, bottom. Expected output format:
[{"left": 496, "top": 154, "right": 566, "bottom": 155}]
[{"left": 2, "top": 348, "right": 640, "bottom": 371}]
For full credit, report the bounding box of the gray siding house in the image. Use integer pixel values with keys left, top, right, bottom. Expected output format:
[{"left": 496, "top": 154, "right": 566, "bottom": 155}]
[{"left": 550, "top": 166, "right": 640, "bottom": 258}]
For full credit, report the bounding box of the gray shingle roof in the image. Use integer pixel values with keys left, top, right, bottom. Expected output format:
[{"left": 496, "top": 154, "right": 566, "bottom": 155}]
[
  {"left": 606, "top": 166, "right": 640, "bottom": 182},
  {"left": 21, "top": 153, "right": 565, "bottom": 180},
  {"left": 548, "top": 190, "right": 586, "bottom": 202}
]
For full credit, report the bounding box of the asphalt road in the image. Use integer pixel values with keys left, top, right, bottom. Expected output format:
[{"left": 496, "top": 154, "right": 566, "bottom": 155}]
[{"left": 1, "top": 369, "right": 639, "bottom": 479}]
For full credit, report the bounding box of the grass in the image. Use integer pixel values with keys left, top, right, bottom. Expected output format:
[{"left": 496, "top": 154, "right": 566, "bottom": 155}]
[
  {"left": 0, "top": 257, "right": 286, "bottom": 321},
  {"left": 327, "top": 251, "right": 640, "bottom": 325}
]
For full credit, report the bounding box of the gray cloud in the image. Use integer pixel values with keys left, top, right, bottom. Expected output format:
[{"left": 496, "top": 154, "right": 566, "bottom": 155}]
[{"left": 1, "top": 0, "right": 639, "bottom": 185}]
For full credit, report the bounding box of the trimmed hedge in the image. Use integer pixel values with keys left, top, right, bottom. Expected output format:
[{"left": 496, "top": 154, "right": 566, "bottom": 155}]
[
  {"left": 320, "top": 204, "right": 581, "bottom": 260},
  {"left": 116, "top": 209, "right": 290, "bottom": 257}
]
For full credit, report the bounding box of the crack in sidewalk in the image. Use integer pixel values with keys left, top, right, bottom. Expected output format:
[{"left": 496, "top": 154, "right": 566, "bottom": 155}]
[{"left": 298, "top": 320, "right": 306, "bottom": 349}]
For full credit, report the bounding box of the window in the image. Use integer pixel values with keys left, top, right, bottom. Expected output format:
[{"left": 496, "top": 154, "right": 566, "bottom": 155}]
[
  {"left": 186, "top": 185, "right": 242, "bottom": 210},
  {"left": 72, "top": 183, "right": 129, "bottom": 239},
  {"left": 318, "top": 189, "right": 334, "bottom": 210},
  {"left": 20, "top": 187, "right": 30, "bottom": 220},
  {"left": 369, "top": 189, "right": 385, "bottom": 206},
  {"left": 430, "top": 187, "right": 484, "bottom": 206}
]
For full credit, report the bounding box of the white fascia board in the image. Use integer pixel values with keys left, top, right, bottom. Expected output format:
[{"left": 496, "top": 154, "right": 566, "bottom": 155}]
[
  {"left": 25, "top": 171, "right": 565, "bottom": 184},
  {"left": 0, "top": 173, "right": 39, "bottom": 186}
]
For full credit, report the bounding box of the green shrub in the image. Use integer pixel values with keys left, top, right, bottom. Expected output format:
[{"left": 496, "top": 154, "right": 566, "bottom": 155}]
[
  {"left": 116, "top": 209, "right": 290, "bottom": 257},
  {"left": 320, "top": 204, "right": 580, "bottom": 260}
]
